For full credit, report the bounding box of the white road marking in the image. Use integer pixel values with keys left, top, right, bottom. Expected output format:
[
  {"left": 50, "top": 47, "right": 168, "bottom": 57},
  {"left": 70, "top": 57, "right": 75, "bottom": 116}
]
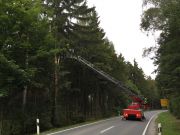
[
  {"left": 100, "top": 126, "right": 115, "bottom": 134},
  {"left": 46, "top": 117, "right": 119, "bottom": 135},
  {"left": 142, "top": 111, "right": 167, "bottom": 135},
  {"left": 142, "top": 113, "right": 157, "bottom": 135}
]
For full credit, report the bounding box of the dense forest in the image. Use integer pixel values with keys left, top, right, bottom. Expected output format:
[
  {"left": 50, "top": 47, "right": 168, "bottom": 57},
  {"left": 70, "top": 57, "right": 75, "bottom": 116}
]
[
  {"left": 141, "top": 0, "right": 180, "bottom": 118},
  {"left": 0, "top": 0, "right": 160, "bottom": 135}
]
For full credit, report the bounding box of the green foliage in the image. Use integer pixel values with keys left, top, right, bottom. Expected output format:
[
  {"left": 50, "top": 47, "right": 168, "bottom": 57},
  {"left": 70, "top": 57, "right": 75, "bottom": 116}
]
[
  {"left": 141, "top": 0, "right": 180, "bottom": 116},
  {"left": 169, "top": 96, "right": 180, "bottom": 119},
  {"left": 0, "top": 0, "right": 160, "bottom": 134}
]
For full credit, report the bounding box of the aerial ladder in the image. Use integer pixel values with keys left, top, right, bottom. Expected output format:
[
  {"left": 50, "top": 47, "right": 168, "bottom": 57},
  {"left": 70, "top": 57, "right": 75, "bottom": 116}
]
[
  {"left": 70, "top": 55, "right": 136, "bottom": 96},
  {"left": 67, "top": 53, "right": 146, "bottom": 120}
]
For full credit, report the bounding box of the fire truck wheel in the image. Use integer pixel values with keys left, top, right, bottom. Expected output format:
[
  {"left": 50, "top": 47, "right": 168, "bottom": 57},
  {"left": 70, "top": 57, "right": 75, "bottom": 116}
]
[
  {"left": 121, "top": 117, "right": 126, "bottom": 120},
  {"left": 139, "top": 117, "right": 143, "bottom": 121}
]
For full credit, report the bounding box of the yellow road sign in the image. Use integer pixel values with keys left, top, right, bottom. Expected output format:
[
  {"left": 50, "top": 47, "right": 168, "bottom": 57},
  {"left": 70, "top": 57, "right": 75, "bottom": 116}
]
[{"left": 160, "top": 99, "right": 169, "bottom": 107}]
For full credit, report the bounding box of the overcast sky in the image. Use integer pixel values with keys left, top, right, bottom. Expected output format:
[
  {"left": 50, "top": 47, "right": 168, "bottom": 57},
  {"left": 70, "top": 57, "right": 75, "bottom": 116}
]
[{"left": 87, "top": 0, "right": 157, "bottom": 79}]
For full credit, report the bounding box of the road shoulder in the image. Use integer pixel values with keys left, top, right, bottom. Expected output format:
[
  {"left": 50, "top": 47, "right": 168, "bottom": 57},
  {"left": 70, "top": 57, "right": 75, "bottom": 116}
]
[{"left": 146, "top": 114, "right": 158, "bottom": 135}]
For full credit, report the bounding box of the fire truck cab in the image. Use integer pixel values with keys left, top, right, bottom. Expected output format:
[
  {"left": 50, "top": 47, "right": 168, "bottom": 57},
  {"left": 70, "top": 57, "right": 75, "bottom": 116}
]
[{"left": 122, "top": 96, "right": 146, "bottom": 121}]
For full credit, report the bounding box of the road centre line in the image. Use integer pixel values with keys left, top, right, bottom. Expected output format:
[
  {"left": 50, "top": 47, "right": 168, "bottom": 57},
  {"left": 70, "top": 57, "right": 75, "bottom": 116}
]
[{"left": 100, "top": 126, "right": 115, "bottom": 134}]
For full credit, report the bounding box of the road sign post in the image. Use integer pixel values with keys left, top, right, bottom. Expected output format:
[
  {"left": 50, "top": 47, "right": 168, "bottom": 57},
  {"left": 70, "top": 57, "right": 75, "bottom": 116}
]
[
  {"left": 158, "top": 123, "right": 162, "bottom": 135},
  {"left": 36, "top": 118, "right": 40, "bottom": 135}
]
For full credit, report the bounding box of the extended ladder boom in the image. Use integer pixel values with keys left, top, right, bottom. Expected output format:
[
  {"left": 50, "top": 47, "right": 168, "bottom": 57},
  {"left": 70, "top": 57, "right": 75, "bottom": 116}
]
[{"left": 71, "top": 55, "right": 136, "bottom": 96}]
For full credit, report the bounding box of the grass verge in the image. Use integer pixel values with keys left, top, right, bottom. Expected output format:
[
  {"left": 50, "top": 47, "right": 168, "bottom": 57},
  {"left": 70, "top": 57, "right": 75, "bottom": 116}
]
[{"left": 156, "top": 111, "right": 180, "bottom": 135}]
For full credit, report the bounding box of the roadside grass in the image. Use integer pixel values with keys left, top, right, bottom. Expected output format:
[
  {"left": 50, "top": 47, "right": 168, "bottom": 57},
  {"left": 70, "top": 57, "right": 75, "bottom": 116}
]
[{"left": 156, "top": 111, "right": 180, "bottom": 135}]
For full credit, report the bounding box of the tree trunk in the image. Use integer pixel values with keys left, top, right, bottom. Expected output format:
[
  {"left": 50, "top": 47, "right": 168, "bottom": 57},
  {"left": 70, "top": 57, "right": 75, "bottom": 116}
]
[
  {"left": 22, "top": 50, "right": 29, "bottom": 110},
  {"left": 22, "top": 86, "right": 27, "bottom": 109},
  {"left": 52, "top": 54, "right": 60, "bottom": 125},
  {"left": 0, "top": 102, "right": 3, "bottom": 135}
]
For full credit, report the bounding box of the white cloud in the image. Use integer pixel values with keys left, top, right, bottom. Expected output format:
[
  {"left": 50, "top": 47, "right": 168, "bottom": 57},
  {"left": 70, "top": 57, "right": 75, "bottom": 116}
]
[{"left": 87, "top": 0, "right": 157, "bottom": 79}]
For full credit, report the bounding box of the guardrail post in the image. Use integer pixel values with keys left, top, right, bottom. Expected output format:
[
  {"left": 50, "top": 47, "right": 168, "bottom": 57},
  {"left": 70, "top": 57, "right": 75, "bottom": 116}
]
[
  {"left": 36, "top": 118, "right": 40, "bottom": 135},
  {"left": 158, "top": 123, "right": 162, "bottom": 135}
]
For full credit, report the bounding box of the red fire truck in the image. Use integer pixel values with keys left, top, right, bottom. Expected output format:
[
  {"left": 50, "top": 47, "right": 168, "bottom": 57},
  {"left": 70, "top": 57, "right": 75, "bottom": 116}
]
[
  {"left": 122, "top": 96, "right": 148, "bottom": 120},
  {"left": 70, "top": 54, "right": 149, "bottom": 121}
]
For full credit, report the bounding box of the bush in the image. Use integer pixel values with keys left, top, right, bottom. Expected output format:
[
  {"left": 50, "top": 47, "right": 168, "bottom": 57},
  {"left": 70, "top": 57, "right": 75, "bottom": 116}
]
[
  {"left": 71, "top": 115, "right": 85, "bottom": 124},
  {"left": 169, "top": 96, "right": 180, "bottom": 119},
  {"left": 1, "top": 120, "right": 22, "bottom": 135}
]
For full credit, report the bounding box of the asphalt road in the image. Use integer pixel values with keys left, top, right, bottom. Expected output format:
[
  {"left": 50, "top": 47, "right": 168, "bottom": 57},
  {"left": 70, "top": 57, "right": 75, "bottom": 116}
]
[{"left": 47, "top": 110, "right": 162, "bottom": 135}]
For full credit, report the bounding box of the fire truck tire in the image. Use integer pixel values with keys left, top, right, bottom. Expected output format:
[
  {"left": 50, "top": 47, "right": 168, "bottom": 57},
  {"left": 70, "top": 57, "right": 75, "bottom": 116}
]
[
  {"left": 140, "top": 116, "right": 146, "bottom": 121},
  {"left": 121, "top": 117, "right": 126, "bottom": 120}
]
